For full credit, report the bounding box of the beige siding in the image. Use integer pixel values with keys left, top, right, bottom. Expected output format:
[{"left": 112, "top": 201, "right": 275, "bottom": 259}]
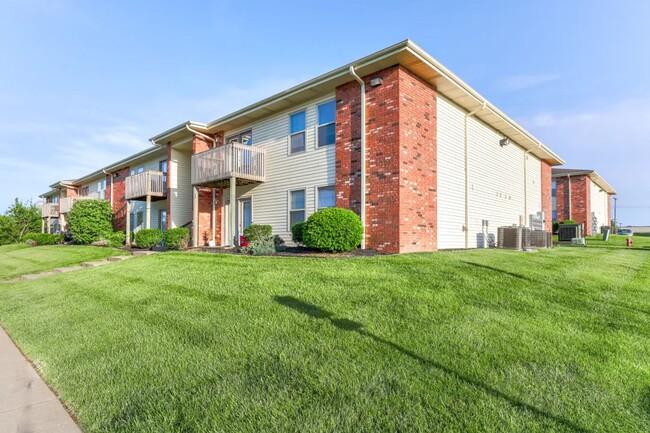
[
  {"left": 590, "top": 180, "right": 609, "bottom": 232},
  {"left": 219, "top": 94, "right": 336, "bottom": 245},
  {"left": 130, "top": 156, "right": 168, "bottom": 231},
  {"left": 170, "top": 148, "right": 192, "bottom": 228},
  {"left": 437, "top": 94, "right": 544, "bottom": 249}
]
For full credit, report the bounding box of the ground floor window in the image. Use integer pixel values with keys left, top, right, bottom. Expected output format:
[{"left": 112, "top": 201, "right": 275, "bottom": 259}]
[
  {"left": 317, "top": 186, "right": 335, "bottom": 209},
  {"left": 289, "top": 189, "right": 306, "bottom": 228},
  {"left": 159, "top": 209, "right": 167, "bottom": 231}
]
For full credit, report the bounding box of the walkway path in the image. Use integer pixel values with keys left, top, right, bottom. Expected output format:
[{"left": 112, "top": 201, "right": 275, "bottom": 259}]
[{"left": 0, "top": 327, "right": 81, "bottom": 433}]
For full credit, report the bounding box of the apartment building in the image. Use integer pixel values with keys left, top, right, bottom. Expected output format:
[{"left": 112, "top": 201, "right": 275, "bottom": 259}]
[
  {"left": 42, "top": 40, "right": 571, "bottom": 253},
  {"left": 552, "top": 168, "right": 616, "bottom": 235}
]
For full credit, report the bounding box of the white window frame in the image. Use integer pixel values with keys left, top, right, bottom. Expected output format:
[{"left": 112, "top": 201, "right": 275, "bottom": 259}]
[
  {"left": 316, "top": 185, "right": 336, "bottom": 210},
  {"left": 288, "top": 188, "right": 307, "bottom": 230},
  {"left": 288, "top": 110, "right": 307, "bottom": 155},
  {"left": 316, "top": 99, "right": 336, "bottom": 148},
  {"left": 137, "top": 166, "right": 144, "bottom": 174}
]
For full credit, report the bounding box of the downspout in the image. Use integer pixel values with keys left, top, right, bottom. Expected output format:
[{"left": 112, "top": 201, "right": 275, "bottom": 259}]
[
  {"left": 464, "top": 101, "right": 487, "bottom": 248},
  {"left": 102, "top": 169, "right": 113, "bottom": 208},
  {"left": 567, "top": 174, "right": 572, "bottom": 220},
  {"left": 523, "top": 151, "right": 530, "bottom": 226},
  {"left": 349, "top": 66, "right": 366, "bottom": 249}
]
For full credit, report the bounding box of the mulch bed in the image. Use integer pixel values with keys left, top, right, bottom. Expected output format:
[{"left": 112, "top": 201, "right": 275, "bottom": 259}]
[{"left": 187, "top": 246, "right": 380, "bottom": 258}]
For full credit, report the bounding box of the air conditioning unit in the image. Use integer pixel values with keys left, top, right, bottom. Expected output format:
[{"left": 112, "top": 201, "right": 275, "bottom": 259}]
[
  {"left": 557, "top": 224, "right": 583, "bottom": 242},
  {"left": 497, "top": 226, "right": 531, "bottom": 250},
  {"left": 530, "top": 230, "right": 553, "bottom": 248}
]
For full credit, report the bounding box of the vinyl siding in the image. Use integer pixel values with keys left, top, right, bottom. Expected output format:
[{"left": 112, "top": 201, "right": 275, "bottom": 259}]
[
  {"left": 437, "top": 94, "right": 543, "bottom": 249},
  {"left": 220, "top": 94, "right": 336, "bottom": 245},
  {"left": 590, "top": 179, "right": 609, "bottom": 232},
  {"left": 170, "top": 148, "right": 192, "bottom": 228}
]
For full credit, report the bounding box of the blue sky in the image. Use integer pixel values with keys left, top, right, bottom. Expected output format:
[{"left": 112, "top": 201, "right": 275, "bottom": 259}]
[{"left": 1, "top": 0, "right": 648, "bottom": 225}]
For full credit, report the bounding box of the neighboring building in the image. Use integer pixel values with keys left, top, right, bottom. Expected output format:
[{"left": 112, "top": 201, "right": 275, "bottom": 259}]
[
  {"left": 41, "top": 40, "right": 569, "bottom": 253},
  {"left": 551, "top": 168, "right": 616, "bottom": 235}
]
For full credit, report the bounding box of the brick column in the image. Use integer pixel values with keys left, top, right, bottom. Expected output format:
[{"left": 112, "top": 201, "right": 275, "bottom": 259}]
[
  {"left": 540, "top": 161, "right": 552, "bottom": 231},
  {"left": 107, "top": 167, "right": 130, "bottom": 231},
  {"left": 335, "top": 65, "right": 437, "bottom": 253},
  {"left": 192, "top": 132, "right": 225, "bottom": 246}
]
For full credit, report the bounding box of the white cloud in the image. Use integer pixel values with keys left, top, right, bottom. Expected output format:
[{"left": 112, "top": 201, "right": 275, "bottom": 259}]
[{"left": 497, "top": 74, "right": 561, "bottom": 92}]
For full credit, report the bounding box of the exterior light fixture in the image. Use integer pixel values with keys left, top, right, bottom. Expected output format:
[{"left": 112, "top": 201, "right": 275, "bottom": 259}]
[
  {"left": 499, "top": 138, "right": 511, "bottom": 147},
  {"left": 369, "top": 77, "right": 383, "bottom": 87}
]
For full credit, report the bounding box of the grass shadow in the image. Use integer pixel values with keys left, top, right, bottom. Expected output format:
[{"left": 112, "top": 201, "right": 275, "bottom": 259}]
[
  {"left": 274, "top": 295, "right": 590, "bottom": 433},
  {"left": 461, "top": 261, "right": 537, "bottom": 283}
]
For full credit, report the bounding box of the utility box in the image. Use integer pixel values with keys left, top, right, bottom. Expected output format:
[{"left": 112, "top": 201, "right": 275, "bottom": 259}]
[{"left": 558, "top": 224, "right": 583, "bottom": 242}]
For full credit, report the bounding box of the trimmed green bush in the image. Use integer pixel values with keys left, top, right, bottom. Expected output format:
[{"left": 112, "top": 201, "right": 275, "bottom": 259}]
[
  {"left": 164, "top": 227, "right": 190, "bottom": 250},
  {"left": 23, "top": 232, "right": 63, "bottom": 245},
  {"left": 135, "top": 229, "right": 163, "bottom": 250},
  {"left": 243, "top": 224, "right": 272, "bottom": 243},
  {"left": 561, "top": 219, "right": 578, "bottom": 225},
  {"left": 67, "top": 199, "right": 113, "bottom": 244},
  {"left": 104, "top": 231, "right": 126, "bottom": 248},
  {"left": 303, "top": 208, "right": 363, "bottom": 253},
  {"left": 291, "top": 222, "right": 306, "bottom": 245}
]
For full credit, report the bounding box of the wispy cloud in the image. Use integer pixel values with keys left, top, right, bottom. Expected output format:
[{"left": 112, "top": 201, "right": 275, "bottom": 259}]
[{"left": 496, "top": 74, "right": 561, "bottom": 92}]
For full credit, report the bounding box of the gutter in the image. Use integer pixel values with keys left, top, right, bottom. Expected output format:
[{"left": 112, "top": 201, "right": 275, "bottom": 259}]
[
  {"left": 464, "top": 101, "right": 486, "bottom": 248},
  {"left": 348, "top": 65, "right": 367, "bottom": 250}
]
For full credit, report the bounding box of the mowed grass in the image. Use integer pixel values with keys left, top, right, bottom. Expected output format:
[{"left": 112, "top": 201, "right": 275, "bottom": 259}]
[
  {"left": 0, "top": 244, "right": 126, "bottom": 279},
  {"left": 0, "top": 239, "right": 649, "bottom": 432}
]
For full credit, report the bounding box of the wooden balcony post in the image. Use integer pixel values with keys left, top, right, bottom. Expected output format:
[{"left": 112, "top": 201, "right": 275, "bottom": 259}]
[
  {"left": 125, "top": 200, "right": 131, "bottom": 246},
  {"left": 41, "top": 219, "right": 45, "bottom": 234},
  {"left": 192, "top": 186, "right": 199, "bottom": 247},
  {"left": 145, "top": 195, "right": 151, "bottom": 230},
  {"left": 230, "top": 176, "right": 236, "bottom": 246}
]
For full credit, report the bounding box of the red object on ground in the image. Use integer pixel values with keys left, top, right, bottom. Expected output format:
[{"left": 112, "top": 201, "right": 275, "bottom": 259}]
[
  {"left": 627, "top": 237, "right": 633, "bottom": 247},
  {"left": 240, "top": 236, "right": 249, "bottom": 247}
]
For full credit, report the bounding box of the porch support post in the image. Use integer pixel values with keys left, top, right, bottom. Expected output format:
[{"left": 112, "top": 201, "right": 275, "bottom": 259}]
[
  {"left": 47, "top": 216, "right": 51, "bottom": 234},
  {"left": 41, "top": 219, "right": 45, "bottom": 234},
  {"left": 192, "top": 186, "right": 199, "bottom": 247},
  {"left": 230, "top": 177, "right": 236, "bottom": 246},
  {"left": 125, "top": 200, "right": 131, "bottom": 246},
  {"left": 145, "top": 195, "right": 151, "bottom": 230}
]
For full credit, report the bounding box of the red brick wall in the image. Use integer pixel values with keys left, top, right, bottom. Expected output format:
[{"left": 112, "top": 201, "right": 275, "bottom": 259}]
[
  {"left": 192, "top": 132, "right": 225, "bottom": 246},
  {"left": 397, "top": 67, "right": 437, "bottom": 252},
  {"left": 541, "top": 162, "right": 552, "bottom": 231},
  {"left": 107, "top": 167, "right": 130, "bottom": 231},
  {"left": 335, "top": 65, "right": 437, "bottom": 253},
  {"left": 555, "top": 175, "right": 591, "bottom": 234},
  {"left": 63, "top": 187, "right": 78, "bottom": 198}
]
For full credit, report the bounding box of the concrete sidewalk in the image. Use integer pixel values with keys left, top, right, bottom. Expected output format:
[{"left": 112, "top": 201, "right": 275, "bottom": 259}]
[{"left": 0, "top": 327, "right": 81, "bottom": 433}]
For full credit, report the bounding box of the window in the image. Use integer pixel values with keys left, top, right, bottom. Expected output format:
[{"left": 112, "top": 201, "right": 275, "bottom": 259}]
[
  {"left": 136, "top": 211, "right": 144, "bottom": 227},
  {"left": 226, "top": 130, "right": 252, "bottom": 146},
  {"left": 137, "top": 167, "right": 144, "bottom": 174},
  {"left": 159, "top": 210, "right": 167, "bottom": 231},
  {"left": 289, "top": 111, "right": 306, "bottom": 153},
  {"left": 317, "top": 186, "right": 335, "bottom": 209},
  {"left": 289, "top": 190, "right": 306, "bottom": 228},
  {"left": 130, "top": 169, "right": 135, "bottom": 176},
  {"left": 317, "top": 100, "right": 336, "bottom": 147},
  {"left": 97, "top": 180, "right": 106, "bottom": 191},
  {"left": 552, "top": 210, "right": 558, "bottom": 222},
  {"left": 551, "top": 180, "right": 557, "bottom": 198},
  {"left": 81, "top": 186, "right": 89, "bottom": 197},
  {"left": 160, "top": 160, "right": 168, "bottom": 187}
]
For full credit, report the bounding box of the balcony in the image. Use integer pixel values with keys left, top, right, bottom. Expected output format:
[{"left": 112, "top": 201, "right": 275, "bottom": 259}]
[
  {"left": 41, "top": 203, "right": 59, "bottom": 218},
  {"left": 192, "top": 143, "right": 266, "bottom": 187},
  {"left": 125, "top": 170, "right": 166, "bottom": 200},
  {"left": 60, "top": 192, "right": 106, "bottom": 214}
]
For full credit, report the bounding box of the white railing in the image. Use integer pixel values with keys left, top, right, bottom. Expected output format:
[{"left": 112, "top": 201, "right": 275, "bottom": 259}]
[
  {"left": 192, "top": 143, "right": 266, "bottom": 185},
  {"left": 60, "top": 192, "right": 107, "bottom": 213},
  {"left": 125, "top": 170, "right": 166, "bottom": 200},
  {"left": 41, "top": 203, "right": 59, "bottom": 218}
]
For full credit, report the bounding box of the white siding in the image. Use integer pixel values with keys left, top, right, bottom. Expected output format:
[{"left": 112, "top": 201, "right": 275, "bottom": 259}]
[
  {"left": 590, "top": 180, "right": 609, "bottom": 232},
  {"left": 437, "top": 94, "right": 544, "bottom": 249},
  {"left": 219, "top": 94, "right": 336, "bottom": 245},
  {"left": 170, "top": 148, "right": 192, "bottom": 228}
]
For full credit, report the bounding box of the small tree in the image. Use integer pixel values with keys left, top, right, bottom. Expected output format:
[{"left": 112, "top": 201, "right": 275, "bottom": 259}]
[
  {"left": 67, "top": 199, "right": 113, "bottom": 244},
  {"left": 5, "top": 199, "right": 40, "bottom": 242},
  {"left": 0, "top": 215, "right": 18, "bottom": 245}
]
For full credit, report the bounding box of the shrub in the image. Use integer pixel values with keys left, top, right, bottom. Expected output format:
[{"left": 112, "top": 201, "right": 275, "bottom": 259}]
[
  {"left": 135, "top": 229, "right": 163, "bottom": 250},
  {"left": 303, "top": 208, "right": 363, "bottom": 253},
  {"left": 561, "top": 219, "right": 577, "bottom": 225},
  {"left": 23, "top": 232, "right": 63, "bottom": 245},
  {"left": 291, "top": 222, "right": 306, "bottom": 245},
  {"left": 164, "top": 227, "right": 190, "bottom": 250},
  {"left": 243, "top": 224, "right": 272, "bottom": 243},
  {"left": 104, "top": 231, "right": 126, "bottom": 248},
  {"left": 241, "top": 236, "right": 275, "bottom": 256},
  {"left": 67, "top": 199, "right": 113, "bottom": 244}
]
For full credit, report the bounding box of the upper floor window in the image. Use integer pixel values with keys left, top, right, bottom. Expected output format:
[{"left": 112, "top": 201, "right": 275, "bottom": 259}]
[
  {"left": 290, "top": 111, "right": 306, "bottom": 154},
  {"left": 551, "top": 180, "right": 557, "bottom": 198},
  {"left": 317, "top": 100, "right": 336, "bottom": 147},
  {"left": 97, "top": 180, "right": 106, "bottom": 191},
  {"left": 227, "top": 130, "right": 252, "bottom": 146},
  {"left": 81, "top": 186, "right": 89, "bottom": 197},
  {"left": 317, "top": 186, "right": 335, "bottom": 209},
  {"left": 137, "top": 167, "right": 144, "bottom": 174}
]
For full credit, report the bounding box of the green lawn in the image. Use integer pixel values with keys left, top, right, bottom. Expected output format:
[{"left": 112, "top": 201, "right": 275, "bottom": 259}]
[
  {"left": 0, "top": 238, "right": 649, "bottom": 432},
  {"left": 0, "top": 244, "right": 126, "bottom": 279}
]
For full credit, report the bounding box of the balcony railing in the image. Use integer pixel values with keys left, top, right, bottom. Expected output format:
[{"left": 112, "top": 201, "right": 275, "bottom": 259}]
[
  {"left": 125, "top": 170, "right": 166, "bottom": 200},
  {"left": 192, "top": 143, "right": 266, "bottom": 186},
  {"left": 41, "top": 203, "right": 59, "bottom": 218},
  {"left": 59, "top": 192, "right": 106, "bottom": 213}
]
